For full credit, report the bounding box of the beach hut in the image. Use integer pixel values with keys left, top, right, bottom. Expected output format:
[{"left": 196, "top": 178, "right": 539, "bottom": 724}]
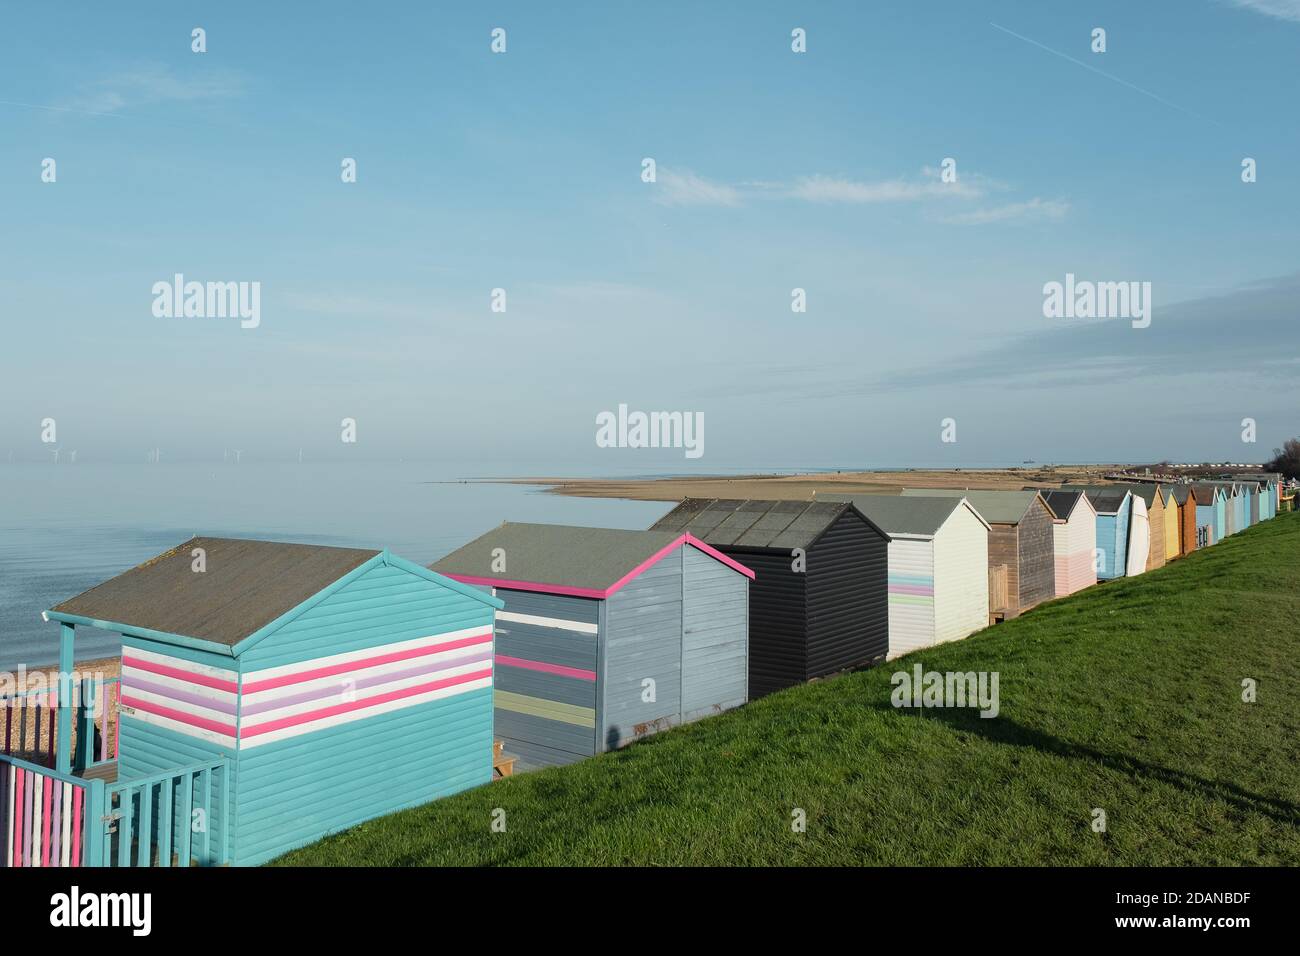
[
  {"left": 432, "top": 523, "right": 753, "bottom": 770},
  {"left": 1243, "top": 481, "right": 1261, "bottom": 525},
  {"left": 1125, "top": 494, "right": 1150, "bottom": 576},
  {"left": 1079, "top": 488, "right": 1133, "bottom": 579},
  {"left": 1169, "top": 485, "right": 1199, "bottom": 556},
  {"left": 650, "top": 499, "right": 889, "bottom": 698},
  {"left": 1037, "top": 490, "right": 1099, "bottom": 596},
  {"left": 1160, "top": 487, "right": 1181, "bottom": 561},
  {"left": 900, "top": 490, "right": 1056, "bottom": 616},
  {"left": 43, "top": 537, "right": 503, "bottom": 866},
  {"left": 823, "top": 494, "right": 990, "bottom": 657},
  {"left": 1069, "top": 483, "right": 1162, "bottom": 571},
  {"left": 1192, "top": 483, "right": 1227, "bottom": 544}
]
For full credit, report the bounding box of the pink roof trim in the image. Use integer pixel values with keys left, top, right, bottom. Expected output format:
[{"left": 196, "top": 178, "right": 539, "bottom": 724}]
[{"left": 444, "top": 533, "right": 754, "bottom": 600}]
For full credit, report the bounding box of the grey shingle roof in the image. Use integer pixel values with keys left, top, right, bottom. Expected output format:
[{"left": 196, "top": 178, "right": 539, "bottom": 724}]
[
  {"left": 1075, "top": 488, "right": 1131, "bottom": 514},
  {"left": 1039, "top": 489, "right": 1087, "bottom": 521},
  {"left": 651, "top": 498, "right": 876, "bottom": 550},
  {"left": 898, "top": 489, "right": 1045, "bottom": 525},
  {"left": 431, "top": 523, "right": 686, "bottom": 593},
  {"left": 50, "top": 537, "right": 380, "bottom": 646},
  {"left": 821, "top": 493, "right": 971, "bottom": 537}
]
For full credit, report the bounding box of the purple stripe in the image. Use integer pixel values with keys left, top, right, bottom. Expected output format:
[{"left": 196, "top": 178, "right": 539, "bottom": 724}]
[
  {"left": 240, "top": 646, "right": 494, "bottom": 717},
  {"left": 121, "top": 675, "right": 237, "bottom": 715}
]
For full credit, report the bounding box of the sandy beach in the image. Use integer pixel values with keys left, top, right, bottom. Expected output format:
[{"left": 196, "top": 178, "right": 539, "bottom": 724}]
[{"left": 505, "top": 465, "right": 1128, "bottom": 503}]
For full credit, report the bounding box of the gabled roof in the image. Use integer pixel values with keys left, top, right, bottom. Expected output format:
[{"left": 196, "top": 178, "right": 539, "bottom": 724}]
[
  {"left": 431, "top": 522, "right": 753, "bottom": 599},
  {"left": 821, "top": 493, "right": 988, "bottom": 537},
  {"left": 1170, "top": 485, "right": 1198, "bottom": 506},
  {"left": 899, "top": 489, "right": 1049, "bottom": 525},
  {"left": 1190, "top": 482, "right": 1226, "bottom": 502},
  {"left": 1078, "top": 487, "right": 1131, "bottom": 515},
  {"left": 45, "top": 537, "right": 502, "bottom": 654},
  {"left": 651, "top": 498, "right": 886, "bottom": 550},
  {"left": 1038, "top": 489, "right": 1094, "bottom": 522},
  {"left": 1068, "top": 482, "right": 1162, "bottom": 508},
  {"left": 48, "top": 537, "right": 377, "bottom": 648}
]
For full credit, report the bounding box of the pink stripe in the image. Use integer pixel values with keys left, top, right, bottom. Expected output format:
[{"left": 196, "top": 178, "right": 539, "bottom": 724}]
[
  {"left": 888, "top": 584, "right": 934, "bottom": 596},
  {"left": 13, "top": 768, "right": 23, "bottom": 867},
  {"left": 241, "top": 667, "right": 492, "bottom": 739},
  {"left": 448, "top": 533, "right": 755, "bottom": 599},
  {"left": 122, "top": 655, "right": 237, "bottom": 693},
  {"left": 496, "top": 655, "right": 596, "bottom": 681},
  {"left": 683, "top": 534, "right": 756, "bottom": 579},
  {"left": 120, "top": 695, "right": 237, "bottom": 738},
  {"left": 71, "top": 785, "right": 82, "bottom": 868},
  {"left": 241, "top": 631, "right": 493, "bottom": 694}
]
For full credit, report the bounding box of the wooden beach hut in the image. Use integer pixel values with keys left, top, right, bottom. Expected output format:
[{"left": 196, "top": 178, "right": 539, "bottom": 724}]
[
  {"left": 41, "top": 537, "right": 503, "bottom": 866},
  {"left": 900, "top": 490, "right": 1056, "bottom": 617},
  {"left": 432, "top": 523, "right": 753, "bottom": 770},
  {"left": 1037, "top": 490, "right": 1099, "bottom": 596},
  {"left": 1079, "top": 488, "right": 1133, "bottom": 579},
  {"left": 1169, "top": 485, "right": 1199, "bottom": 556},
  {"left": 1160, "top": 486, "right": 1181, "bottom": 562},
  {"left": 823, "top": 494, "right": 990, "bottom": 658},
  {"left": 1125, "top": 494, "right": 1150, "bottom": 576},
  {"left": 651, "top": 499, "right": 889, "bottom": 698}
]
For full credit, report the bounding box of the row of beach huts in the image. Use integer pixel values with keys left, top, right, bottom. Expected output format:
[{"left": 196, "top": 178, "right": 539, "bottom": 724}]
[{"left": 4, "top": 472, "right": 1288, "bottom": 867}]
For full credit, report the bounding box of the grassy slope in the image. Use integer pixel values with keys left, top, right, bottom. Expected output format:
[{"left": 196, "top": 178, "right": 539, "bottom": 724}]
[{"left": 275, "top": 513, "right": 1300, "bottom": 866}]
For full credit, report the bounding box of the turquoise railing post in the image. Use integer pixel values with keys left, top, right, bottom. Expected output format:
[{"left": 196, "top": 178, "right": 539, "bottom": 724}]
[
  {"left": 83, "top": 777, "right": 106, "bottom": 867},
  {"left": 218, "top": 761, "right": 230, "bottom": 865},
  {"left": 75, "top": 677, "right": 95, "bottom": 773},
  {"left": 55, "top": 624, "right": 74, "bottom": 774}
]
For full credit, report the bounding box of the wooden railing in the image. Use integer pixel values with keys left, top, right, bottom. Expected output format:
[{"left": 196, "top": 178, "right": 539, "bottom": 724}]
[
  {"left": 101, "top": 760, "right": 230, "bottom": 867},
  {"left": 0, "top": 754, "right": 93, "bottom": 867},
  {"left": 0, "top": 751, "right": 230, "bottom": 867},
  {"left": 1, "top": 677, "right": 119, "bottom": 771}
]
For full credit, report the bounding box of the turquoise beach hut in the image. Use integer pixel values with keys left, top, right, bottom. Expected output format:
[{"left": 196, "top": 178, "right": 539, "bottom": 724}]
[{"left": 39, "top": 537, "right": 502, "bottom": 866}]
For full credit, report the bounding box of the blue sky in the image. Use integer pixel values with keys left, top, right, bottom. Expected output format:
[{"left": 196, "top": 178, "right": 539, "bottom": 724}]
[{"left": 2, "top": 1, "right": 1297, "bottom": 471}]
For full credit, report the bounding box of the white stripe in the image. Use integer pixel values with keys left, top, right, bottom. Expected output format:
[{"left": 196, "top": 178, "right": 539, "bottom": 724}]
[
  {"left": 31, "top": 773, "right": 41, "bottom": 865},
  {"left": 241, "top": 638, "right": 494, "bottom": 707},
  {"left": 497, "top": 611, "right": 597, "bottom": 635},
  {"left": 241, "top": 658, "right": 492, "bottom": 731},
  {"left": 121, "top": 664, "right": 237, "bottom": 706},
  {"left": 241, "top": 625, "right": 493, "bottom": 682},
  {"left": 122, "top": 644, "right": 238, "bottom": 682},
  {"left": 239, "top": 675, "right": 491, "bottom": 748},
  {"left": 118, "top": 709, "right": 236, "bottom": 749},
  {"left": 121, "top": 685, "right": 236, "bottom": 725},
  {"left": 61, "top": 783, "right": 72, "bottom": 866}
]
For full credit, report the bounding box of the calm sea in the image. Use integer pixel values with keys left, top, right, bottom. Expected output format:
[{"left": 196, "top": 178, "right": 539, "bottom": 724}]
[{"left": 0, "top": 462, "right": 674, "bottom": 669}]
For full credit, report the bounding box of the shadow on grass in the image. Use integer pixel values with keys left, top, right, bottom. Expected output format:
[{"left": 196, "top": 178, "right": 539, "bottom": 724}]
[{"left": 891, "top": 703, "right": 1300, "bottom": 826}]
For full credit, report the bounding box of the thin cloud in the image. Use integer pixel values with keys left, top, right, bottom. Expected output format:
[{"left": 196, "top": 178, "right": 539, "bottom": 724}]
[
  {"left": 654, "top": 166, "right": 998, "bottom": 208},
  {"left": 789, "top": 171, "right": 985, "bottom": 203},
  {"left": 940, "top": 197, "right": 1070, "bottom": 225},
  {"left": 1226, "top": 0, "right": 1300, "bottom": 22},
  {"left": 63, "top": 65, "right": 245, "bottom": 114},
  {"left": 653, "top": 169, "right": 742, "bottom": 207}
]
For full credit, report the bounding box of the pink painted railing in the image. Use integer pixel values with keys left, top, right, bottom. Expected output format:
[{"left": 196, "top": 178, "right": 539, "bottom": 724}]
[{"left": 0, "top": 755, "right": 91, "bottom": 867}]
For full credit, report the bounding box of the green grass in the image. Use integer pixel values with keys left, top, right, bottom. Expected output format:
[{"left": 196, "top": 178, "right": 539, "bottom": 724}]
[{"left": 274, "top": 512, "right": 1300, "bottom": 866}]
